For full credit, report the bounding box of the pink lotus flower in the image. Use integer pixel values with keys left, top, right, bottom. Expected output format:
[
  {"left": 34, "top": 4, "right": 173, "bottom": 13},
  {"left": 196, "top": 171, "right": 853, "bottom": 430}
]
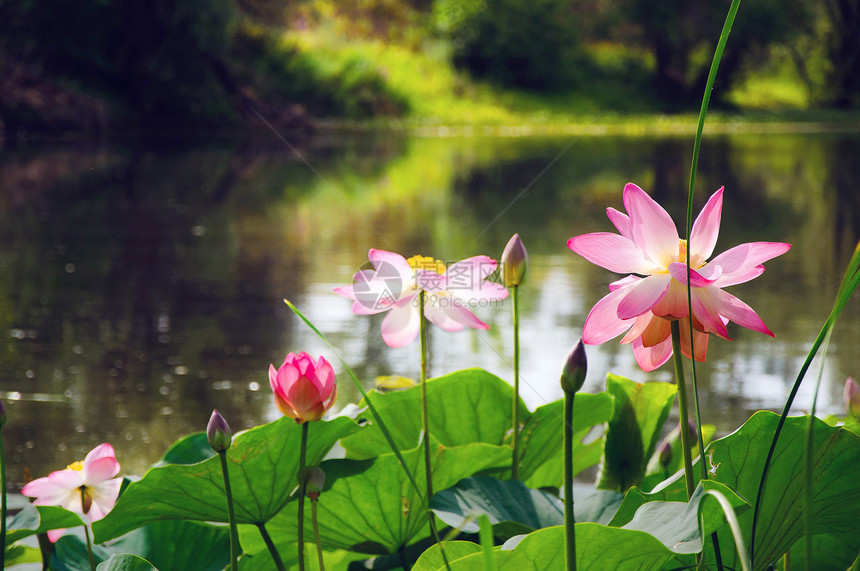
[
  {"left": 568, "top": 183, "right": 790, "bottom": 372},
  {"left": 269, "top": 352, "right": 337, "bottom": 423},
  {"left": 334, "top": 249, "right": 508, "bottom": 348},
  {"left": 21, "top": 443, "right": 122, "bottom": 542}
]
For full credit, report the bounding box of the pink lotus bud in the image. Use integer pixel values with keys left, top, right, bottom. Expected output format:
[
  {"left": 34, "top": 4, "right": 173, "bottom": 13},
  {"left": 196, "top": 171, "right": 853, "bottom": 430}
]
[
  {"left": 269, "top": 352, "right": 337, "bottom": 424},
  {"left": 502, "top": 234, "right": 529, "bottom": 287},
  {"left": 207, "top": 410, "right": 232, "bottom": 452},
  {"left": 305, "top": 466, "right": 326, "bottom": 500},
  {"left": 560, "top": 340, "right": 587, "bottom": 394},
  {"left": 845, "top": 377, "right": 860, "bottom": 419}
]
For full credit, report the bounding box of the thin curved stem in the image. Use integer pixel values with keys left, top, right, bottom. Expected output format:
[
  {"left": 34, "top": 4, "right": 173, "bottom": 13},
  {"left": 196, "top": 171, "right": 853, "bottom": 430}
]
[
  {"left": 298, "top": 422, "right": 309, "bottom": 571},
  {"left": 670, "top": 321, "right": 695, "bottom": 500},
  {"left": 804, "top": 330, "right": 831, "bottom": 571},
  {"left": 255, "top": 522, "right": 286, "bottom": 571},
  {"left": 750, "top": 263, "right": 860, "bottom": 563},
  {"left": 512, "top": 285, "right": 520, "bottom": 479}
]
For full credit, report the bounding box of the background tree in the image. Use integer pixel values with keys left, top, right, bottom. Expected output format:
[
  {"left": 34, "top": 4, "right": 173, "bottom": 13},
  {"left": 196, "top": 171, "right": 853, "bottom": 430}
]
[
  {"left": 615, "top": 0, "right": 812, "bottom": 106},
  {"left": 822, "top": 0, "right": 860, "bottom": 107},
  {"left": 432, "top": 0, "right": 581, "bottom": 90},
  {"left": 0, "top": 0, "right": 237, "bottom": 123}
]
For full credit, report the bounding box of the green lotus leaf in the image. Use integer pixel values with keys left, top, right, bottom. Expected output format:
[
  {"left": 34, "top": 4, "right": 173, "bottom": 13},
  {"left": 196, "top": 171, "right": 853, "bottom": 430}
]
[{"left": 93, "top": 416, "right": 360, "bottom": 542}]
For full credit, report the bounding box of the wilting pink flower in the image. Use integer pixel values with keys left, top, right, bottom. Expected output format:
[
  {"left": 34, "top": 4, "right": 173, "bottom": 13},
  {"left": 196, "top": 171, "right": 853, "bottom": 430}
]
[
  {"left": 269, "top": 352, "right": 337, "bottom": 423},
  {"left": 21, "top": 443, "right": 122, "bottom": 542},
  {"left": 334, "top": 249, "right": 508, "bottom": 348},
  {"left": 568, "top": 183, "right": 790, "bottom": 372}
]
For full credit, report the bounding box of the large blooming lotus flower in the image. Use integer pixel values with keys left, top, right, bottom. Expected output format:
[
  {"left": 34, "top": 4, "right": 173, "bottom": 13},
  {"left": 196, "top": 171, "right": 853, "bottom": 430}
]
[
  {"left": 334, "top": 249, "right": 508, "bottom": 348},
  {"left": 21, "top": 443, "right": 123, "bottom": 542},
  {"left": 269, "top": 352, "right": 337, "bottom": 423},
  {"left": 567, "top": 183, "right": 790, "bottom": 372}
]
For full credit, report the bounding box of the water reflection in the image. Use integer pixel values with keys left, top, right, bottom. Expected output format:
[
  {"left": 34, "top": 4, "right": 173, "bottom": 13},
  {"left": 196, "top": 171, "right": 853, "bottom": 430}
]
[{"left": 1, "top": 131, "right": 858, "bottom": 482}]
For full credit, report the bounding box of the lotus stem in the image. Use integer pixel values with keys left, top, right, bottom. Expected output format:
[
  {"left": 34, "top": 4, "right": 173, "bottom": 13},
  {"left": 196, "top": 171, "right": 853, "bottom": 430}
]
[
  {"left": 312, "top": 498, "right": 325, "bottom": 571},
  {"left": 81, "top": 488, "right": 96, "bottom": 571},
  {"left": 563, "top": 388, "right": 576, "bottom": 571},
  {"left": 255, "top": 523, "right": 286, "bottom": 571},
  {"left": 670, "top": 320, "right": 695, "bottom": 500},
  {"left": 217, "top": 450, "right": 239, "bottom": 571},
  {"left": 298, "top": 422, "right": 309, "bottom": 571},
  {"left": 419, "top": 290, "right": 433, "bottom": 499},
  {"left": 511, "top": 285, "right": 521, "bottom": 479}
]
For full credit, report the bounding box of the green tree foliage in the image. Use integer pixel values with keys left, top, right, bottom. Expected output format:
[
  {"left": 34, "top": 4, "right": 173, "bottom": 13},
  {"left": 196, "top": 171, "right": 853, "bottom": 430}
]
[
  {"left": 616, "top": 0, "right": 812, "bottom": 106},
  {"left": 432, "top": 0, "right": 581, "bottom": 90}
]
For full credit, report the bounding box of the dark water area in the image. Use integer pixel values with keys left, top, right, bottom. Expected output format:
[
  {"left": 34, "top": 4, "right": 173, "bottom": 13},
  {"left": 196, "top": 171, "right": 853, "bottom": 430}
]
[{"left": 1, "top": 130, "right": 859, "bottom": 485}]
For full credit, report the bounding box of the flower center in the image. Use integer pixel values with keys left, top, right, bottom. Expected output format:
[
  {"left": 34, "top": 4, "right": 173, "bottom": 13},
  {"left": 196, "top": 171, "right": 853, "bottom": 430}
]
[
  {"left": 67, "top": 460, "right": 84, "bottom": 471},
  {"left": 678, "top": 239, "right": 688, "bottom": 264},
  {"left": 406, "top": 255, "right": 446, "bottom": 275}
]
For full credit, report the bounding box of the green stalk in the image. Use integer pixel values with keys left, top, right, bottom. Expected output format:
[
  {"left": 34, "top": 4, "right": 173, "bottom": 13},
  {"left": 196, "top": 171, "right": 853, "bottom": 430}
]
[
  {"left": 418, "top": 291, "right": 451, "bottom": 567},
  {"left": 563, "top": 389, "right": 577, "bottom": 571},
  {"left": 683, "top": 2, "right": 740, "bottom": 568},
  {"left": 511, "top": 284, "right": 521, "bottom": 479},
  {"left": 255, "top": 523, "right": 286, "bottom": 571},
  {"left": 684, "top": 0, "right": 742, "bottom": 484},
  {"left": 81, "top": 488, "right": 96, "bottom": 571},
  {"left": 419, "top": 290, "right": 433, "bottom": 499},
  {"left": 670, "top": 321, "right": 695, "bottom": 500},
  {"left": 478, "top": 515, "right": 496, "bottom": 571},
  {"left": 312, "top": 499, "right": 325, "bottom": 571},
  {"left": 298, "top": 422, "right": 309, "bottom": 571},
  {"left": 218, "top": 451, "right": 239, "bottom": 571}
]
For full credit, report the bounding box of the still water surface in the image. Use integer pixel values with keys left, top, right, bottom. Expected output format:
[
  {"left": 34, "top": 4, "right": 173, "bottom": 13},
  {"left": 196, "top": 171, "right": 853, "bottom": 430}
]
[{"left": 1, "top": 130, "right": 859, "bottom": 482}]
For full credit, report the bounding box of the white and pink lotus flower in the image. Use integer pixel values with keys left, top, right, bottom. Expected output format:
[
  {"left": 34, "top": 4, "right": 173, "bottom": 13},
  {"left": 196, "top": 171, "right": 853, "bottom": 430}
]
[{"left": 335, "top": 249, "right": 508, "bottom": 348}]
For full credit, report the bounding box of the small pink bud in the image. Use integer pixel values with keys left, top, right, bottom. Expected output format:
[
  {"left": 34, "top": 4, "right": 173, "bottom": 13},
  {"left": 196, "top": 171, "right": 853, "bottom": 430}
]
[
  {"left": 207, "top": 410, "right": 232, "bottom": 452},
  {"left": 560, "top": 340, "right": 587, "bottom": 394},
  {"left": 844, "top": 377, "right": 860, "bottom": 419},
  {"left": 501, "top": 234, "right": 529, "bottom": 287},
  {"left": 685, "top": 419, "right": 697, "bottom": 444},
  {"left": 658, "top": 441, "right": 673, "bottom": 469},
  {"left": 305, "top": 466, "right": 326, "bottom": 500}
]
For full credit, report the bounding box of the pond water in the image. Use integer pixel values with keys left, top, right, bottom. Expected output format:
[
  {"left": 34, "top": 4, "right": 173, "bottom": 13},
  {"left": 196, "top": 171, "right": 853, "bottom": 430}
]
[{"left": 1, "top": 128, "right": 859, "bottom": 482}]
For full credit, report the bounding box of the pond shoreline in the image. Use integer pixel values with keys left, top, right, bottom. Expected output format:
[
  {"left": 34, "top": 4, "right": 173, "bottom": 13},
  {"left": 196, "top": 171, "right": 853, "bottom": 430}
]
[{"left": 5, "top": 112, "right": 860, "bottom": 150}]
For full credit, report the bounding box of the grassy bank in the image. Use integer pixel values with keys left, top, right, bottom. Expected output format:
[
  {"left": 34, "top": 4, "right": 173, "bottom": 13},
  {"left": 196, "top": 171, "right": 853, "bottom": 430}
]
[
  {"left": 253, "top": 17, "right": 860, "bottom": 133},
  {"left": 4, "top": 1, "right": 859, "bottom": 137}
]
